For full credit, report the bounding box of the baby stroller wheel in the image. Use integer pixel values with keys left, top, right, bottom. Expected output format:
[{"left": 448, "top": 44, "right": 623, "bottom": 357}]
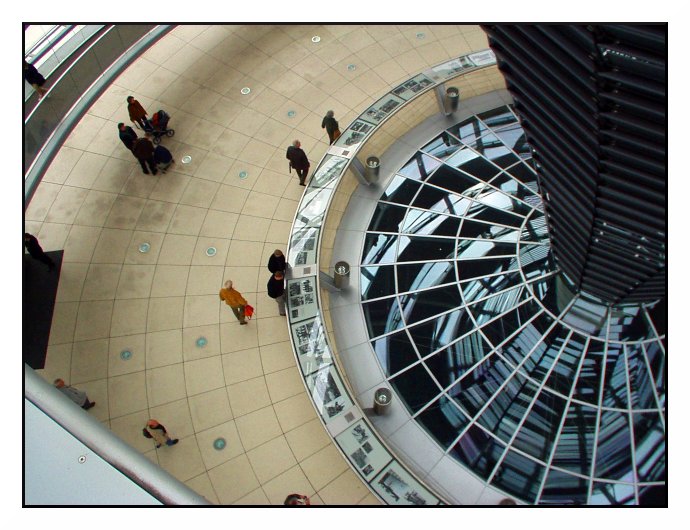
[
  {"left": 153, "top": 135, "right": 161, "bottom": 145},
  {"left": 166, "top": 129, "right": 175, "bottom": 137}
]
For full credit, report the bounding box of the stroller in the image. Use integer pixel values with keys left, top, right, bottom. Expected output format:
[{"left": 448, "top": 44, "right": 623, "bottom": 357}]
[{"left": 143, "top": 109, "right": 175, "bottom": 145}]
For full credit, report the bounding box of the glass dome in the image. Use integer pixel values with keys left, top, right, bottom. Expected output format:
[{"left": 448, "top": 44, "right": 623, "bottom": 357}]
[{"left": 359, "top": 105, "right": 666, "bottom": 505}]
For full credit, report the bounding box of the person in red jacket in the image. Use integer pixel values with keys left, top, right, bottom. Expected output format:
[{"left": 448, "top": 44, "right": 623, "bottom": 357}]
[
  {"left": 127, "top": 96, "right": 149, "bottom": 129},
  {"left": 131, "top": 135, "right": 157, "bottom": 175}
]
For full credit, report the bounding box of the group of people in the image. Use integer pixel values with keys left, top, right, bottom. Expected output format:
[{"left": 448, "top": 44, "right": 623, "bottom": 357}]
[
  {"left": 118, "top": 97, "right": 174, "bottom": 175},
  {"left": 219, "top": 250, "right": 287, "bottom": 324}
]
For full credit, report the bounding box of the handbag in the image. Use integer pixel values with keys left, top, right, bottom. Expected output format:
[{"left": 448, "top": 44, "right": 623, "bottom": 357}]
[{"left": 244, "top": 304, "right": 255, "bottom": 319}]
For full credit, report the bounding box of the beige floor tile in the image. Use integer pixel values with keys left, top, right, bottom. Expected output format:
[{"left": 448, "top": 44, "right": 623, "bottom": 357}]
[
  {"left": 179, "top": 178, "right": 221, "bottom": 208},
  {"left": 184, "top": 356, "right": 225, "bottom": 396},
  {"left": 207, "top": 454, "right": 260, "bottom": 505},
  {"left": 55, "top": 262, "right": 89, "bottom": 302},
  {"left": 147, "top": 296, "right": 184, "bottom": 332},
  {"left": 234, "top": 406, "right": 283, "bottom": 451},
  {"left": 108, "top": 334, "right": 146, "bottom": 377},
  {"left": 284, "top": 417, "right": 331, "bottom": 463},
  {"left": 257, "top": 315, "right": 290, "bottom": 347},
  {"left": 166, "top": 144, "right": 209, "bottom": 178},
  {"left": 150, "top": 266, "right": 189, "bottom": 298},
  {"left": 195, "top": 419, "right": 244, "bottom": 469},
  {"left": 115, "top": 264, "right": 155, "bottom": 299},
  {"left": 185, "top": 472, "right": 219, "bottom": 505},
  {"left": 221, "top": 347, "right": 263, "bottom": 386},
  {"left": 223, "top": 160, "right": 263, "bottom": 191},
  {"left": 317, "top": 468, "right": 369, "bottom": 505},
  {"left": 91, "top": 228, "right": 133, "bottom": 264},
  {"left": 42, "top": 146, "right": 83, "bottom": 185},
  {"left": 250, "top": 168, "right": 292, "bottom": 198},
  {"left": 261, "top": 464, "right": 316, "bottom": 505},
  {"left": 149, "top": 397, "right": 195, "bottom": 440},
  {"left": 265, "top": 367, "right": 305, "bottom": 404},
  {"left": 76, "top": 378, "right": 107, "bottom": 421},
  {"left": 357, "top": 492, "right": 382, "bottom": 505},
  {"left": 64, "top": 152, "right": 109, "bottom": 189},
  {"left": 225, "top": 239, "right": 265, "bottom": 267},
  {"left": 156, "top": 435, "right": 206, "bottom": 483},
  {"left": 273, "top": 392, "right": 318, "bottom": 434},
  {"left": 182, "top": 324, "right": 221, "bottom": 361},
  {"left": 221, "top": 265, "right": 260, "bottom": 294},
  {"left": 240, "top": 191, "right": 281, "bottom": 219},
  {"left": 44, "top": 186, "right": 90, "bottom": 224},
  {"left": 219, "top": 321, "right": 259, "bottom": 353},
  {"left": 205, "top": 95, "right": 244, "bottom": 128},
  {"left": 135, "top": 200, "right": 176, "bottom": 232},
  {"left": 146, "top": 363, "right": 187, "bottom": 407},
  {"left": 48, "top": 302, "right": 79, "bottom": 345},
  {"left": 199, "top": 210, "right": 238, "bottom": 239},
  {"left": 109, "top": 410, "right": 152, "bottom": 453},
  {"left": 183, "top": 294, "right": 219, "bottom": 328},
  {"left": 80, "top": 264, "right": 121, "bottom": 301},
  {"left": 148, "top": 172, "right": 191, "bottom": 203},
  {"left": 168, "top": 204, "right": 207, "bottom": 236},
  {"left": 184, "top": 120, "right": 226, "bottom": 151},
  {"left": 74, "top": 300, "right": 114, "bottom": 341},
  {"left": 185, "top": 265, "right": 225, "bottom": 296},
  {"left": 258, "top": 341, "right": 294, "bottom": 374},
  {"left": 41, "top": 343, "right": 73, "bottom": 384},
  {"left": 108, "top": 370, "right": 147, "bottom": 418},
  {"left": 123, "top": 231, "right": 165, "bottom": 265},
  {"left": 73, "top": 190, "right": 118, "bottom": 226},
  {"left": 103, "top": 195, "right": 147, "bottom": 229},
  {"left": 157, "top": 233, "right": 198, "bottom": 265},
  {"left": 63, "top": 225, "right": 102, "bottom": 263},
  {"left": 233, "top": 487, "right": 269, "bottom": 506},
  {"left": 110, "top": 298, "right": 149, "bottom": 336},
  {"left": 210, "top": 129, "right": 251, "bottom": 160},
  {"left": 227, "top": 376, "right": 272, "bottom": 417},
  {"left": 272, "top": 197, "right": 299, "bottom": 222},
  {"left": 191, "top": 237, "right": 230, "bottom": 266},
  {"left": 266, "top": 219, "right": 291, "bottom": 245},
  {"left": 188, "top": 387, "right": 234, "bottom": 432},
  {"left": 193, "top": 151, "right": 234, "bottom": 183},
  {"left": 246, "top": 436, "right": 298, "bottom": 484},
  {"left": 145, "top": 328, "right": 183, "bottom": 369},
  {"left": 299, "top": 444, "right": 349, "bottom": 492}
]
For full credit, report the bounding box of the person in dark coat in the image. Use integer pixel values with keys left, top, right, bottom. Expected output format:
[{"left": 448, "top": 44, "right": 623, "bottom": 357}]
[
  {"left": 24, "top": 60, "right": 48, "bottom": 99},
  {"left": 154, "top": 144, "right": 174, "bottom": 173},
  {"left": 286, "top": 140, "right": 310, "bottom": 186},
  {"left": 321, "top": 110, "right": 340, "bottom": 144},
  {"left": 24, "top": 233, "right": 55, "bottom": 271},
  {"left": 267, "top": 271, "right": 286, "bottom": 316},
  {"left": 267, "top": 249, "right": 286, "bottom": 274},
  {"left": 118, "top": 122, "right": 138, "bottom": 151},
  {"left": 127, "top": 96, "right": 149, "bottom": 129},
  {"left": 132, "top": 136, "right": 158, "bottom": 175}
]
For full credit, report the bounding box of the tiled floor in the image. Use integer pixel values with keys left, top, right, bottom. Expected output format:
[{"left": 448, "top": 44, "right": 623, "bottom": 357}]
[{"left": 28, "top": 24, "right": 490, "bottom": 505}]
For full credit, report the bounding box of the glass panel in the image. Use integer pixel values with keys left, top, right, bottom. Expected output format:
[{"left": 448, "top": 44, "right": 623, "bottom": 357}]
[
  {"left": 594, "top": 409, "right": 633, "bottom": 480},
  {"left": 416, "top": 395, "right": 470, "bottom": 449},
  {"left": 396, "top": 261, "right": 455, "bottom": 293},
  {"left": 450, "top": 424, "right": 506, "bottom": 481},
  {"left": 467, "top": 285, "right": 527, "bottom": 326},
  {"left": 362, "top": 233, "right": 398, "bottom": 265},
  {"left": 505, "top": 161, "right": 538, "bottom": 185},
  {"left": 362, "top": 297, "right": 403, "bottom": 338},
  {"left": 407, "top": 308, "right": 466, "bottom": 357},
  {"left": 368, "top": 203, "right": 408, "bottom": 233},
  {"left": 426, "top": 164, "right": 482, "bottom": 195},
  {"left": 638, "top": 484, "right": 667, "bottom": 507},
  {"left": 449, "top": 148, "right": 501, "bottom": 181},
  {"left": 626, "top": 343, "right": 658, "bottom": 411},
  {"left": 519, "top": 211, "right": 549, "bottom": 243},
  {"left": 459, "top": 218, "right": 521, "bottom": 241},
  {"left": 490, "top": 449, "right": 546, "bottom": 504},
  {"left": 521, "top": 324, "right": 571, "bottom": 385},
  {"left": 643, "top": 341, "right": 665, "bottom": 407},
  {"left": 361, "top": 265, "right": 396, "bottom": 301},
  {"left": 421, "top": 133, "right": 463, "bottom": 161},
  {"left": 398, "top": 152, "right": 442, "bottom": 181},
  {"left": 489, "top": 172, "right": 536, "bottom": 201},
  {"left": 477, "top": 105, "right": 518, "bottom": 127},
  {"left": 607, "top": 304, "right": 654, "bottom": 343},
  {"left": 551, "top": 401, "right": 597, "bottom": 475},
  {"left": 561, "top": 294, "right": 609, "bottom": 338},
  {"left": 465, "top": 200, "right": 525, "bottom": 227},
  {"left": 539, "top": 469, "right": 588, "bottom": 505},
  {"left": 390, "top": 363, "right": 442, "bottom": 414},
  {"left": 469, "top": 134, "right": 520, "bottom": 168},
  {"left": 494, "top": 123, "right": 531, "bottom": 157},
  {"left": 512, "top": 389, "right": 568, "bottom": 461},
  {"left": 399, "top": 284, "right": 462, "bottom": 325},
  {"left": 411, "top": 184, "right": 458, "bottom": 210},
  {"left": 456, "top": 256, "right": 518, "bottom": 281},
  {"left": 461, "top": 270, "right": 524, "bottom": 302},
  {"left": 401, "top": 208, "right": 460, "bottom": 237},
  {"left": 423, "top": 331, "right": 493, "bottom": 388},
  {"left": 456, "top": 239, "right": 517, "bottom": 259},
  {"left": 397, "top": 235, "right": 456, "bottom": 262},
  {"left": 449, "top": 353, "right": 513, "bottom": 418},
  {"left": 499, "top": 308, "right": 553, "bottom": 368},
  {"left": 447, "top": 117, "right": 488, "bottom": 144},
  {"left": 601, "top": 342, "right": 629, "bottom": 410},
  {"left": 380, "top": 175, "right": 421, "bottom": 205},
  {"left": 372, "top": 330, "right": 419, "bottom": 377},
  {"left": 632, "top": 412, "right": 665, "bottom": 483},
  {"left": 572, "top": 340, "right": 606, "bottom": 405},
  {"left": 589, "top": 481, "right": 635, "bottom": 505}
]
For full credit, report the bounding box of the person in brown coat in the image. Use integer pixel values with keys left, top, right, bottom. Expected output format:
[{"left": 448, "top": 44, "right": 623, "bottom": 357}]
[
  {"left": 219, "top": 280, "right": 248, "bottom": 324},
  {"left": 127, "top": 96, "right": 149, "bottom": 129},
  {"left": 131, "top": 135, "right": 157, "bottom": 175}
]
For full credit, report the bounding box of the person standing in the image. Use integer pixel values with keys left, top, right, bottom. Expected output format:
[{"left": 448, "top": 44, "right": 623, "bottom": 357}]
[
  {"left": 131, "top": 135, "right": 158, "bottom": 175},
  {"left": 153, "top": 144, "right": 174, "bottom": 173},
  {"left": 267, "top": 249, "right": 286, "bottom": 274},
  {"left": 127, "top": 96, "right": 149, "bottom": 129},
  {"left": 24, "top": 233, "right": 55, "bottom": 271},
  {"left": 142, "top": 419, "right": 179, "bottom": 448},
  {"left": 24, "top": 60, "right": 48, "bottom": 99},
  {"left": 54, "top": 378, "right": 95, "bottom": 410},
  {"left": 267, "top": 271, "right": 286, "bottom": 316},
  {"left": 118, "top": 122, "right": 138, "bottom": 151},
  {"left": 286, "top": 140, "right": 310, "bottom": 186},
  {"left": 321, "top": 110, "right": 340, "bottom": 145},
  {"left": 219, "top": 280, "right": 248, "bottom": 325}
]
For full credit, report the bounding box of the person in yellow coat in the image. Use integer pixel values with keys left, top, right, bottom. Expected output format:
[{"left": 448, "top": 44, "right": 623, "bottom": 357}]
[{"left": 219, "top": 280, "right": 248, "bottom": 325}]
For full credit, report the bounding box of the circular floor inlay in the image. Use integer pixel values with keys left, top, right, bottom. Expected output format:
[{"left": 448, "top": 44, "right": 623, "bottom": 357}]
[
  {"left": 416, "top": 32, "right": 426, "bottom": 39},
  {"left": 311, "top": 36, "right": 321, "bottom": 43},
  {"left": 181, "top": 155, "right": 192, "bottom": 164},
  {"left": 206, "top": 247, "right": 217, "bottom": 257},
  {"left": 120, "top": 350, "right": 132, "bottom": 360},
  {"left": 240, "top": 87, "right": 251, "bottom": 95},
  {"left": 196, "top": 337, "right": 207, "bottom": 348},
  {"left": 213, "top": 438, "right": 226, "bottom": 450},
  {"left": 347, "top": 64, "right": 356, "bottom": 71},
  {"left": 287, "top": 110, "right": 296, "bottom": 117},
  {"left": 239, "top": 170, "right": 248, "bottom": 179},
  {"left": 138, "top": 243, "right": 150, "bottom": 253}
]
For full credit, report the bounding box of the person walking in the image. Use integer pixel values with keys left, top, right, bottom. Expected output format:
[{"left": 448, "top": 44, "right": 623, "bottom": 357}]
[
  {"left": 321, "top": 110, "right": 340, "bottom": 145},
  {"left": 267, "top": 249, "right": 286, "bottom": 274},
  {"left": 286, "top": 140, "right": 310, "bottom": 186},
  {"left": 142, "top": 419, "right": 179, "bottom": 448},
  {"left": 118, "top": 122, "right": 138, "bottom": 151},
  {"left": 219, "top": 280, "right": 248, "bottom": 325},
  {"left": 127, "top": 96, "right": 149, "bottom": 129},
  {"left": 267, "top": 271, "right": 286, "bottom": 316},
  {"left": 131, "top": 135, "right": 157, "bottom": 175},
  {"left": 24, "top": 233, "right": 55, "bottom": 271},
  {"left": 54, "top": 378, "right": 95, "bottom": 410},
  {"left": 153, "top": 144, "right": 174, "bottom": 173},
  {"left": 24, "top": 60, "right": 48, "bottom": 99}
]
